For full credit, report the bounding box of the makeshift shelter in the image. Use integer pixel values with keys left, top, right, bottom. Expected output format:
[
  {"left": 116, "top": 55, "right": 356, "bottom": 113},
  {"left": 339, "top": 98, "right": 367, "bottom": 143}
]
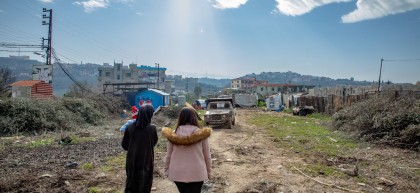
[
  {"left": 10, "top": 80, "right": 53, "bottom": 98},
  {"left": 126, "top": 88, "right": 170, "bottom": 110}
]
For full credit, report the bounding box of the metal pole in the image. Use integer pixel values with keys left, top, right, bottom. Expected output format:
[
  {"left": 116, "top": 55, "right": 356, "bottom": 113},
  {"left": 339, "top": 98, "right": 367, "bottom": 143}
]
[
  {"left": 155, "top": 63, "right": 159, "bottom": 89},
  {"left": 378, "top": 58, "right": 384, "bottom": 93}
]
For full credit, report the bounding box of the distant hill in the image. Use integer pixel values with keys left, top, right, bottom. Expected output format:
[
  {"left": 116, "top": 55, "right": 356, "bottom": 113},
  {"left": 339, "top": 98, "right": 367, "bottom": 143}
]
[
  {"left": 198, "top": 78, "right": 230, "bottom": 88},
  {"left": 241, "top": 71, "right": 373, "bottom": 87}
]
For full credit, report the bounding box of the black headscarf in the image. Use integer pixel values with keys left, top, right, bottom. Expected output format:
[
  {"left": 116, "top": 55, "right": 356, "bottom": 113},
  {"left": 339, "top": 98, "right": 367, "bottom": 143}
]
[{"left": 135, "top": 104, "right": 155, "bottom": 129}]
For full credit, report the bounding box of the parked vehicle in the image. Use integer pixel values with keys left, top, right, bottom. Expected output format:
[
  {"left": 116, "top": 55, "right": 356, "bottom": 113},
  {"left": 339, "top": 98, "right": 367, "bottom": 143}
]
[
  {"left": 204, "top": 98, "right": 236, "bottom": 129},
  {"left": 196, "top": 99, "right": 207, "bottom": 109},
  {"left": 292, "top": 106, "right": 315, "bottom": 116}
]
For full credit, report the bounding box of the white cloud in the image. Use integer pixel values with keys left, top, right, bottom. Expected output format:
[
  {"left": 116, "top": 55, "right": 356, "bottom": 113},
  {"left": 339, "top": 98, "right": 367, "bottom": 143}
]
[
  {"left": 275, "top": 0, "right": 351, "bottom": 16},
  {"left": 275, "top": 0, "right": 420, "bottom": 23},
  {"left": 39, "top": 0, "right": 54, "bottom": 3},
  {"left": 211, "top": 0, "right": 248, "bottom": 9},
  {"left": 136, "top": 12, "right": 143, "bottom": 16},
  {"left": 74, "top": 0, "right": 110, "bottom": 13},
  {"left": 342, "top": 0, "right": 420, "bottom": 23},
  {"left": 0, "top": 9, "right": 3, "bottom": 14}
]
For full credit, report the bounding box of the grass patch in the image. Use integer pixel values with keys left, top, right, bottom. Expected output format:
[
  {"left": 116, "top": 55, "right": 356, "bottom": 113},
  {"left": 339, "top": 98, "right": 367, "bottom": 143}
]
[
  {"left": 282, "top": 108, "right": 293, "bottom": 114},
  {"left": 307, "top": 113, "right": 332, "bottom": 121},
  {"left": 100, "top": 154, "right": 125, "bottom": 172},
  {"left": 298, "top": 163, "right": 344, "bottom": 177},
  {"left": 88, "top": 187, "right": 101, "bottom": 193},
  {"left": 29, "top": 138, "right": 54, "bottom": 148},
  {"left": 70, "top": 135, "right": 96, "bottom": 144},
  {"left": 249, "top": 113, "right": 356, "bottom": 157},
  {"left": 81, "top": 162, "right": 95, "bottom": 170}
]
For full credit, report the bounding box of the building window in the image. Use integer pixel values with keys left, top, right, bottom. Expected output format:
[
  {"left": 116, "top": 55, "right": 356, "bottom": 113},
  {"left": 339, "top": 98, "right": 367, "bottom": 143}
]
[
  {"left": 126, "top": 73, "right": 131, "bottom": 77},
  {"left": 117, "top": 75, "right": 120, "bottom": 80},
  {"left": 117, "top": 64, "right": 121, "bottom": 71},
  {"left": 260, "top": 87, "right": 263, "bottom": 91},
  {"left": 105, "top": 72, "right": 110, "bottom": 77},
  {"left": 272, "top": 88, "right": 274, "bottom": 91},
  {"left": 99, "top": 70, "right": 102, "bottom": 77}
]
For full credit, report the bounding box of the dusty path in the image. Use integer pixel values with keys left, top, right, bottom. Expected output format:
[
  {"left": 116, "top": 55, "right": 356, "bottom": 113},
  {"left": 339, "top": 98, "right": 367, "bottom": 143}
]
[{"left": 153, "top": 109, "right": 343, "bottom": 193}]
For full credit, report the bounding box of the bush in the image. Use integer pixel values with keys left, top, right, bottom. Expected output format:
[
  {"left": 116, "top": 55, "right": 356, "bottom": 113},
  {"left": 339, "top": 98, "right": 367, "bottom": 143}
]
[
  {"left": 257, "top": 100, "right": 266, "bottom": 108},
  {"left": 332, "top": 95, "right": 420, "bottom": 150},
  {"left": 0, "top": 96, "right": 126, "bottom": 135}
]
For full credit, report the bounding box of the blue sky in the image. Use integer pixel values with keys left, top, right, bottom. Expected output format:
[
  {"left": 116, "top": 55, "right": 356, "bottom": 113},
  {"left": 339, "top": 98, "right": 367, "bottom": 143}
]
[{"left": 1, "top": 0, "right": 419, "bottom": 83}]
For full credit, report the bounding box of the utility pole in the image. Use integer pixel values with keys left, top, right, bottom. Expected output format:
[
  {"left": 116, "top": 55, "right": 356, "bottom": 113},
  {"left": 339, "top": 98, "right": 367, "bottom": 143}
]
[
  {"left": 186, "top": 77, "right": 189, "bottom": 92},
  {"left": 155, "top": 63, "right": 159, "bottom": 89},
  {"left": 377, "top": 58, "right": 384, "bottom": 93},
  {"left": 42, "top": 8, "right": 52, "bottom": 66}
]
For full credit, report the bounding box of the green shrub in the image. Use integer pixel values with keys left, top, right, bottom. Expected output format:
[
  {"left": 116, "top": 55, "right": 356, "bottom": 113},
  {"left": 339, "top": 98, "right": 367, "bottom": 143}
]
[
  {"left": 0, "top": 96, "right": 126, "bottom": 135},
  {"left": 332, "top": 95, "right": 420, "bottom": 150},
  {"left": 257, "top": 100, "right": 266, "bottom": 108}
]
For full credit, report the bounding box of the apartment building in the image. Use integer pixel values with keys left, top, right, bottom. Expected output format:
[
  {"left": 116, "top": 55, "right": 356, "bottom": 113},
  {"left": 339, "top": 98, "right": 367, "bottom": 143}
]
[
  {"left": 230, "top": 77, "right": 268, "bottom": 92},
  {"left": 253, "top": 84, "right": 315, "bottom": 97},
  {"left": 98, "top": 62, "right": 166, "bottom": 92}
]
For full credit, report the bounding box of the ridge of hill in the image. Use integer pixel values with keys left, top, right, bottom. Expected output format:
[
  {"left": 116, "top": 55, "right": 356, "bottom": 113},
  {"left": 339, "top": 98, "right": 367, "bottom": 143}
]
[{"left": 241, "top": 71, "right": 373, "bottom": 87}]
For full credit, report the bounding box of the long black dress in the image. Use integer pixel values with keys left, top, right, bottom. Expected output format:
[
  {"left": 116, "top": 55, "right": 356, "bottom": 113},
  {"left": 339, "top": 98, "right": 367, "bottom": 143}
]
[{"left": 122, "top": 105, "right": 158, "bottom": 193}]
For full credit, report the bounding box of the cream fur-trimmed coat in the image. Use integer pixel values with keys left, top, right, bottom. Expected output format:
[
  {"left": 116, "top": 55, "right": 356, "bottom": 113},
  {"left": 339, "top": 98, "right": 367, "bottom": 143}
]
[{"left": 162, "top": 125, "right": 212, "bottom": 183}]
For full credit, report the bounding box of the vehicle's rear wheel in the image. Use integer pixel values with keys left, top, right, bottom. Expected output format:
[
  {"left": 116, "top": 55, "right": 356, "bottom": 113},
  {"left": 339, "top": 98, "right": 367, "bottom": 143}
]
[{"left": 232, "top": 118, "right": 235, "bottom": 126}]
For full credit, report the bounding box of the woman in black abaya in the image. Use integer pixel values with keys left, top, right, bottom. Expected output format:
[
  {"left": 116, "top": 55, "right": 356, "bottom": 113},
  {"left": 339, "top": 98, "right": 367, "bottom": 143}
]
[{"left": 122, "top": 104, "right": 158, "bottom": 193}]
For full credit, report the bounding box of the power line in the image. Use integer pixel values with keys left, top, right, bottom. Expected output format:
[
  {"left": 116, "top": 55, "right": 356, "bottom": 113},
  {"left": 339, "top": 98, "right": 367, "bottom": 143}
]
[
  {"left": 0, "top": 50, "right": 41, "bottom": 52},
  {"left": 51, "top": 49, "right": 95, "bottom": 94},
  {"left": 0, "top": 42, "right": 42, "bottom": 48},
  {"left": 383, "top": 59, "right": 420, "bottom": 62}
]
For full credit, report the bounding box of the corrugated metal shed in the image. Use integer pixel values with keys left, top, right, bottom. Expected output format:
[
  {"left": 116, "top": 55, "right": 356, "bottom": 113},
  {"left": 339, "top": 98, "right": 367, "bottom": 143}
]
[
  {"left": 125, "top": 88, "right": 170, "bottom": 110},
  {"left": 10, "top": 80, "right": 53, "bottom": 98}
]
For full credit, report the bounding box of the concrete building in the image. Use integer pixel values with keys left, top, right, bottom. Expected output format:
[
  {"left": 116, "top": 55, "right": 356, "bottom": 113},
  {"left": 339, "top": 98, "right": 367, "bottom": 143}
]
[
  {"left": 253, "top": 84, "right": 314, "bottom": 98},
  {"left": 230, "top": 78, "right": 268, "bottom": 92},
  {"left": 98, "top": 62, "right": 167, "bottom": 93}
]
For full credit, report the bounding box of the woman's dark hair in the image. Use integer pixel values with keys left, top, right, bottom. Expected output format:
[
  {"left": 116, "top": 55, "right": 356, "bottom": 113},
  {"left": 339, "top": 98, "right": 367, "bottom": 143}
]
[{"left": 175, "top": 107, "right": 199, "bottom": 131}]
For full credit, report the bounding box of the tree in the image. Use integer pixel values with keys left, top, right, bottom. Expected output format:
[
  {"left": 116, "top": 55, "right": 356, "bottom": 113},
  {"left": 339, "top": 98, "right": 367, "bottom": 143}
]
[
  {"left": 194, "top": 86, "right": 202, "bottom": 98},
  {"left": 0, "top": 68, "right": 16, "bottom": 97}
]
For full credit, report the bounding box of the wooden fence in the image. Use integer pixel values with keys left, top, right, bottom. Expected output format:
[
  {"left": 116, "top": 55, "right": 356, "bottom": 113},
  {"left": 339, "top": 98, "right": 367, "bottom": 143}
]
[{"left": 296, "top": 89, "right": 419, "bottom": 114}]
